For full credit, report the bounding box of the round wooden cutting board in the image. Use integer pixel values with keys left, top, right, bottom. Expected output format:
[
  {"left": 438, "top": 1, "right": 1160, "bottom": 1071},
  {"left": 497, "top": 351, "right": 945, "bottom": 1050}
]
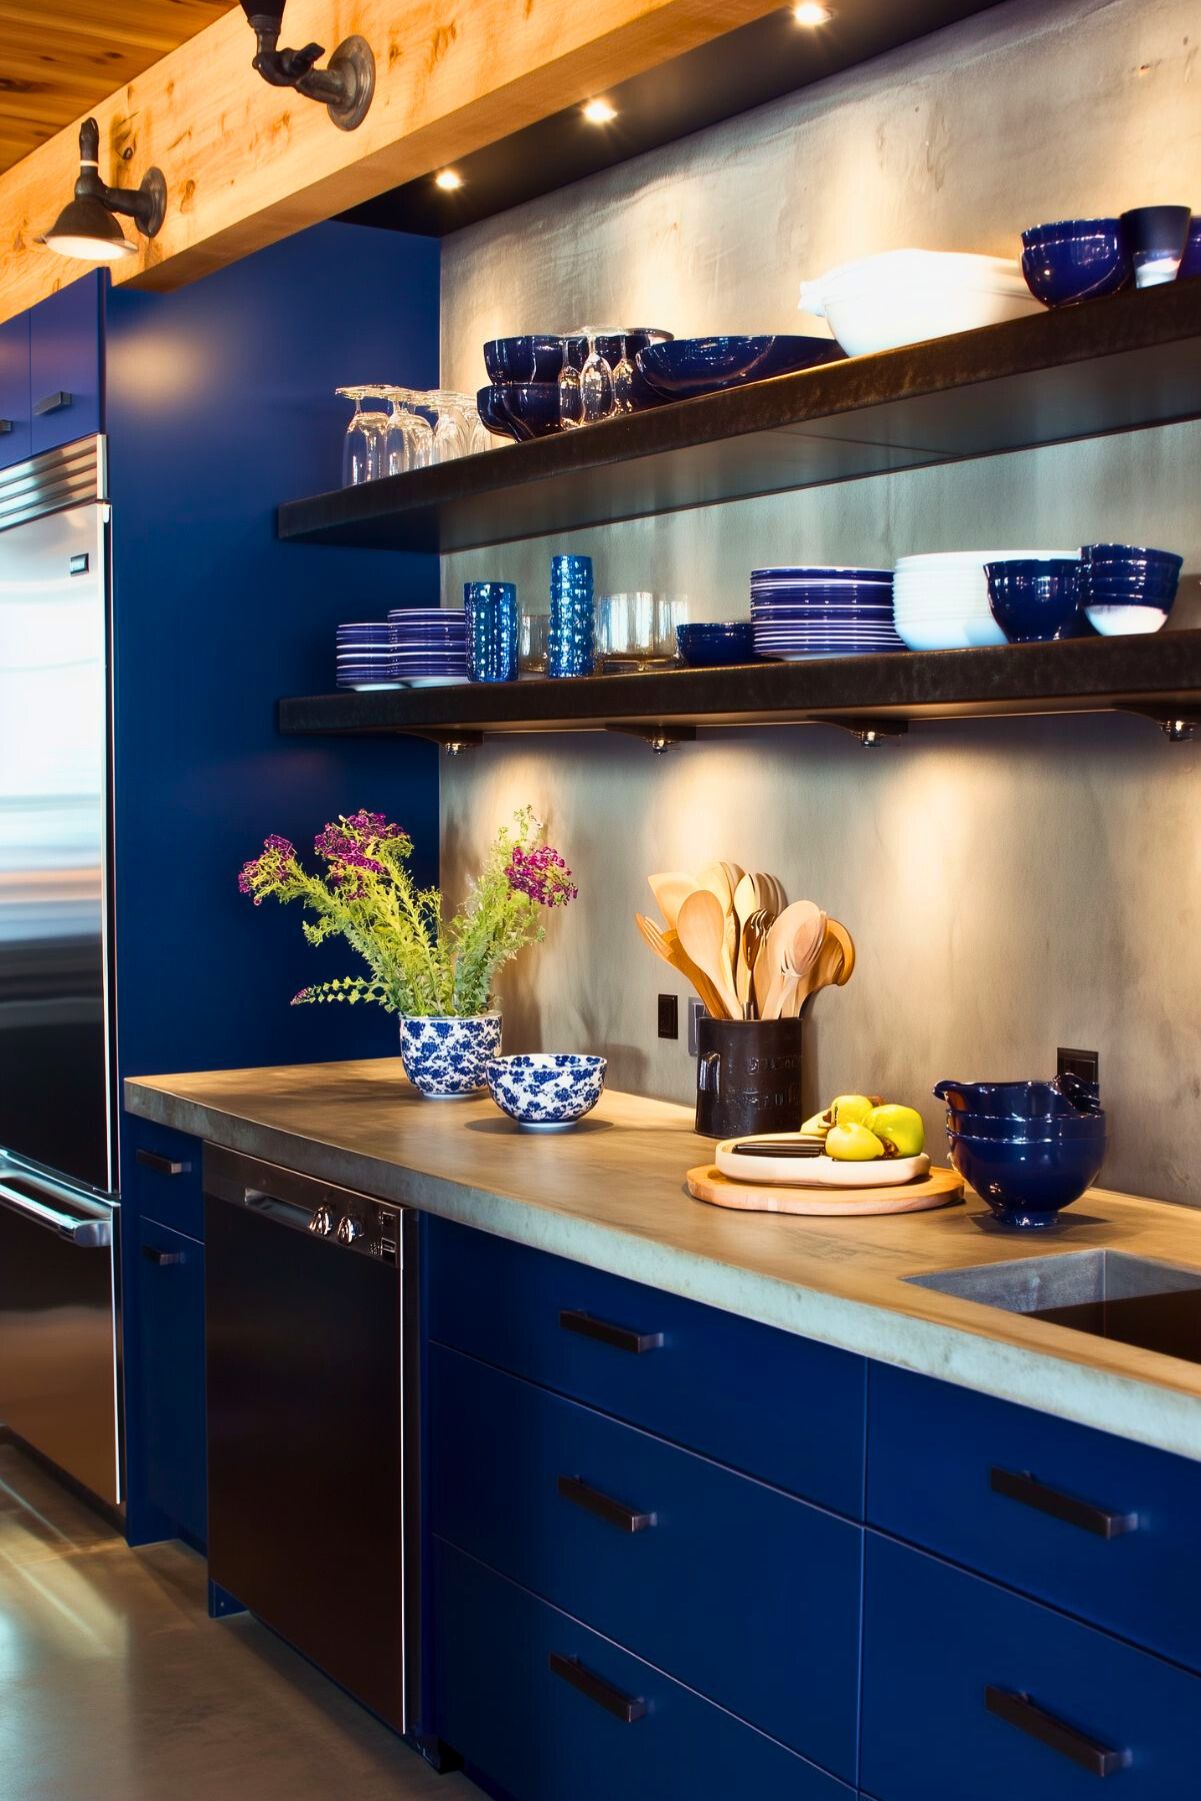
[{"left": 687, "top": 1163, "right": 964, "bottom": 1216}]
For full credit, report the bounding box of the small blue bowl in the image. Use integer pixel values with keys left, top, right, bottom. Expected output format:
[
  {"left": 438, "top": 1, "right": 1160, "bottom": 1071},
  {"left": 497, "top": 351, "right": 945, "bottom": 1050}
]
[
  {"left": 948, "top": 1130, "right": 1106, "bottom": 1229},
  {"left": 1020, "top": 218, "right": 1132, "bottom": 307},
  {"left": 985, "top": 559, "right": 1083, "bottom": 643},
  {"left": 486, "top": 1054, "right": 607, "bottom": 1130},
  {"left": 489, "top": 382, "right": 562, "bottom": 441},
  {"left": 484, "top": 335, "right": 570, "bottom": 384},
  {"left": 934, "top": 1076, "right": 1101, "bottom": 1119},
  {"left": 636, "top": 335, "right": 843, "bottom": 400},
  {"left": 476, "top": 385, "right": 520, "bottom": 441},
  {"left": 1083, "top": 543, "right": 1183, "bottom": 573},
  {"left": 1180, "top": 218, "right": 1201, "bottom": 280},
  {"left": 676, "top": 622, "right": 756, "bottom": 666}
]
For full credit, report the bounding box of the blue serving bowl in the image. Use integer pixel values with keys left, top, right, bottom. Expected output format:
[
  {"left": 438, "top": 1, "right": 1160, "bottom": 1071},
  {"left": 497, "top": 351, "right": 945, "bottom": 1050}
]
[
  {"left": 476, "top": 385, "right": 521, "bottom": 441},
  {"left": 934, "top": 1076, "right": 1101, "bottom": 1119},
  {"left": 1180, "top": 218, "right": 1201, "bottom": 280},
  {"left": 1082, "top": 543, "right": 1183, "bottom": 573},
  {"left": 947, "top": 1130, "right": 1106, "bottom": 1228},
  {"left": 486, "top": 1054, "right": 607, "bottom": 1130},
  {"left": 676, "top": 622, "right": 756, "bottom": 666},
  {"left": 1084, "top": 580, "right": 1177, "bottom": 611},
  {"left": 637, "top": 335, "right": 843, "bottom": 400},
  {"left": 1020, "top": 218, "right": 1132, "bottom": 307},
  {"left": 484, "top": 335, "right": 569, "bottom": 384},
  {"left": 489, "top": 382, "right": 563, "bottom": 441},
  {"left": 984, "top": 558, "right": 1083, "bottom": 643},
  {"left": 947, "top": 1110, "right": 1107, "bottom": 1141}
]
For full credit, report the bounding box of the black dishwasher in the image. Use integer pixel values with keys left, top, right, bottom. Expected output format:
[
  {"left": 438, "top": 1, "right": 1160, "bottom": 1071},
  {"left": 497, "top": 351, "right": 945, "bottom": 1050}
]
[{"left": 204, "top": 1147, "right": 416, "bottom": 1732}]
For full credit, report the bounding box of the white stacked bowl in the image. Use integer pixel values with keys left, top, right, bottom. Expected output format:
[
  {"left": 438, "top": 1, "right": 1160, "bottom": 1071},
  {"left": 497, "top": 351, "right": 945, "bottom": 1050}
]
[{"left": 893, "top": 550, "right": 1079, "bottom": 650}]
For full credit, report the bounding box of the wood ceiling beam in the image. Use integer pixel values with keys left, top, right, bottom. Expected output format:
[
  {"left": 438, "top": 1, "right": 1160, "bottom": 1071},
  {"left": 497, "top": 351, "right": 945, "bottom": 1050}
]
[{"left": 0, "top": 0, "right": 782, "bottom": 324}]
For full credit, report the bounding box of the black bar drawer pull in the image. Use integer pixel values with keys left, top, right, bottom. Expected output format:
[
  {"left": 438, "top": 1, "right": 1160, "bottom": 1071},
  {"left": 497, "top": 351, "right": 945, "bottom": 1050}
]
[
  {"left": 557, "top": 1473, "right": 657, "bottom": 1534},
  {"left": 33, "top": 390, "right": 72, "bottom": 417},
  {"left": 136, "top": 1148, "right": 189, "bottom": 1177},
  {"left": 990, "top": 1467, "right": 1138, "bottom": 1539},
  {"left": 142, "top": 1245, "right": 186, "bottom": 1267},
  {"left": 0, "top": 419, "right": 12, "bottom": 434},
  {"left": 986, "top": 1686, "right": 1131, "bottom": 1777},
  {"left": 559, "top": 1308, "right": 664, "bottom": 1355},
  {"left": 550, "top": 1652, "right": 646, "bottom": 1723}
]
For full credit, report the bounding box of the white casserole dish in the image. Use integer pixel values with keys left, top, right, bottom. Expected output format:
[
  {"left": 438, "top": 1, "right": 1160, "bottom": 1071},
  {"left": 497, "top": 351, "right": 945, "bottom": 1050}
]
[{"left": 799, "top": 250, "right": 1042, "bottom": 356}]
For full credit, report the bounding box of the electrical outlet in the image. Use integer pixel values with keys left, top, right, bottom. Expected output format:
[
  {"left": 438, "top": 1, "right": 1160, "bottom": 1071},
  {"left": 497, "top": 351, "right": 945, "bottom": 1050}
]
[
  {"left": 687, "top": 997, "right": 705, "bottom": 1057},
  {"left": 657, "top": 994, "right": 679, "bottom": 1040},
  {"left": 1057, "top": 1046, "right": 1100, "bottom": 1088}
]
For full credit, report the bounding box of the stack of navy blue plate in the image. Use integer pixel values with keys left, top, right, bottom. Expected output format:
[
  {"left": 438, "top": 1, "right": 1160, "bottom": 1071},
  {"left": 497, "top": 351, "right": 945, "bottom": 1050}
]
[
  {"left": 386, "top": 608, "right": 468, "bottom": 686},
  {"left": 336, "top": 622, "right": 399, "bottom": 690},
  {"left": 750, "top": 566, "right": 904, "bottom": 659}
]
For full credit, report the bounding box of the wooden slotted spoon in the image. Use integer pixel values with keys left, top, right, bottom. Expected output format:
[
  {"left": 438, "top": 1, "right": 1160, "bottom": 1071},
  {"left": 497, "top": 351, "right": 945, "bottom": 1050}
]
[{"left": 635, "top": 913, "right": 729, "bottom": 1020}]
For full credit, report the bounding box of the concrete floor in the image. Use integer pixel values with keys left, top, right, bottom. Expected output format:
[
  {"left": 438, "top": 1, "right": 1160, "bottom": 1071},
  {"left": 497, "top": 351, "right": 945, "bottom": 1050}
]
[{"left": 0, "top": 1443, "right": 478, "bottom": 1801}]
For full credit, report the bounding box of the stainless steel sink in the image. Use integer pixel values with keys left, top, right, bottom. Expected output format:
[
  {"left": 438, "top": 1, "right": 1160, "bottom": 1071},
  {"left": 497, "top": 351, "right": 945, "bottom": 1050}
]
[{"left": 907, "top": 1250, "right": 1201, "bottom": 1365}]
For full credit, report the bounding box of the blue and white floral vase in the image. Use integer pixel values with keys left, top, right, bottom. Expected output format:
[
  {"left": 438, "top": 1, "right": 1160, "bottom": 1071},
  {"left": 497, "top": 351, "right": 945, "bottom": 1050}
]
[{"left": 399, "top": 1013, "right": 502, "bottom": 1098}]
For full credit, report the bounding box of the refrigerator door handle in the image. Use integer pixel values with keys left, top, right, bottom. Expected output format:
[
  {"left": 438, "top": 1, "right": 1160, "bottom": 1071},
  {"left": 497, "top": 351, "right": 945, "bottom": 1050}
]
[{"left": 0, "top": 1177, "right": 112, "bottom": 1247}]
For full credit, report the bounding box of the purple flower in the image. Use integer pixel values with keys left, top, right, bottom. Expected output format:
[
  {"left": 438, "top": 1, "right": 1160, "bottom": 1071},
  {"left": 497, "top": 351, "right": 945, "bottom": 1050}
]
[
  {"left": 238, "top": 833, "right": 298, "bottom": 900},
  {"left": 506, "top": 844, "right": 579, "bottom": 908}
]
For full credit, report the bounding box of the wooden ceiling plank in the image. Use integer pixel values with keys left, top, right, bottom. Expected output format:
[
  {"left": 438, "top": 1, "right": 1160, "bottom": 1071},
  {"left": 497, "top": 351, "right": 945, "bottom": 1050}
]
[{"left": 0, "top": 0, "right": 783, "bottom": 321}]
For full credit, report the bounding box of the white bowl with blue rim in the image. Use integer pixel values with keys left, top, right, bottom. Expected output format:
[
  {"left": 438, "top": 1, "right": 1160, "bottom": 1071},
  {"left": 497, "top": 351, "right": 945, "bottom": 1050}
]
[{"left": 486, "top": 1054, "right": 608, "bottom": 1130}]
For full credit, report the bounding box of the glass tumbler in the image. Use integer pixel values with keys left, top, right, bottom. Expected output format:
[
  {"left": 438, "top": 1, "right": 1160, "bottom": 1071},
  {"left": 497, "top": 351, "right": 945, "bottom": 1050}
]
[
  {"left": 548, "top": 554, "right": 595, "bottom": 678},
  {"left": 465, "top": 582, "right": 520, "bottom": 683},
  {"left": 519, "top": 611, "right": 550, "bottom": 678}
]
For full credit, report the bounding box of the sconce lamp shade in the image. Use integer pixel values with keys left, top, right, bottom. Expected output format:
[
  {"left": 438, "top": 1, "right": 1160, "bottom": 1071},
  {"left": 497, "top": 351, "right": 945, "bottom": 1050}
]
[{"left": 39, "top": 193, "right": 136, "bottom": 262}]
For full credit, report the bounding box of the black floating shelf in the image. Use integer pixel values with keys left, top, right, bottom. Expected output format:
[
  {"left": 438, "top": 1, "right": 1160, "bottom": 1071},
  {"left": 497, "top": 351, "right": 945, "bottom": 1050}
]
[
  {"left": 278, "top": 283, "right": 1201, "bottom": 556},
  {"left": 278, "top": 634, "right": 1201, "bottom": 744}
]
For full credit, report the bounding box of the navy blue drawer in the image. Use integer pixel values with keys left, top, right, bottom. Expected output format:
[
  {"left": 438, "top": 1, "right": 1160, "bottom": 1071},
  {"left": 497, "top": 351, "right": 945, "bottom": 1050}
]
[
  {"left": 868, "top": 1365, "right": 1201, "bottom": 1672},
  {"left": 426, "top": 1215, "right": 865, "bottom": 1516},
  {"left": 862, "top": 1535, "right": 1201, "bottom": 1801},
  {"left": 431, "top": 1343, "right": 860, "bottom": 1782},
  {"left": 137, "top": 1219, "right": 206, "bottom": 1543},
  {"left": 434, "top": 1538, "right": 852, "bottom": 1801},
  {"left": 126, "top": 1121, "right": 203, "bottom": 1240}
]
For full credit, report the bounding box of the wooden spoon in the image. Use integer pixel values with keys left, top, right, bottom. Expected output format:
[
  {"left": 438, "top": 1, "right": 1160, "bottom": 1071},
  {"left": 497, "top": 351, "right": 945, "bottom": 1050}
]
[
  {"left": 737, "top": 907, "right": 771, "bottom": 1017},
  {"left": 732, "top": 873, "right": 758, "bottom": 994},
  {"left": 648, "top": 871, "right": 696, "bottom": 932},
  {"left": 755, "top": 900, "right": 824, "bottom": 1020},
  {"left": 778, "top": 906, "right": 827, "bottom": 1018},
  {"left": 802, "top": 917, "right": 856, "bottom": 1001},
  {"left": 677, "top": 889, "right": 741, "bottom": 1019},
  {"left": 635, "top": 913, "right": 729, "bottom": 1019}
]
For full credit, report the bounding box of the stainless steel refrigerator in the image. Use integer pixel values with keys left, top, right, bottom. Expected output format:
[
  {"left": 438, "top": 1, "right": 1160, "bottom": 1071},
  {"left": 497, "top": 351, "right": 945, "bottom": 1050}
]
[{"left": 0, "top": 438, "right": 121, "bottom": 1508}]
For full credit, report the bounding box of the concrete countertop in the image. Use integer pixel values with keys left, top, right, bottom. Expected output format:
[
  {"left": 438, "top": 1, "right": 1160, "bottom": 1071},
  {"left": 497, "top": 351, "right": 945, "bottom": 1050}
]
[{"left": 125, "top": 1058, "right": 1201, "bottom": 1463}]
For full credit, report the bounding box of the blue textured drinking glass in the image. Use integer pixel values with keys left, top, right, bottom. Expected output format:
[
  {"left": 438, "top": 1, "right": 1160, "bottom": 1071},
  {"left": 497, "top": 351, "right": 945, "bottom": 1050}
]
[
  {"left": 464, "top": 582, "right": 520, "bottom": 682},
  {"left": 548, "top": 554, "right": 595, "bottom": 678}
]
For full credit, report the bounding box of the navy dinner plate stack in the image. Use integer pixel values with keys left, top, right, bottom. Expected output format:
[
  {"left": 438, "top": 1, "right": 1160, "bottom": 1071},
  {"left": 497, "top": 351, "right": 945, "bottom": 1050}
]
[{"left": 750, "top": 567, "right": 904, "bottom": 659}]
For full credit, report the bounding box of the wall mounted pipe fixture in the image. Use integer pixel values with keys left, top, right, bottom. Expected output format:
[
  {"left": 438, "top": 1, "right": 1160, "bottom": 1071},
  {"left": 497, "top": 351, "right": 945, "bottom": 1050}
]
[
  {"left": 239, "top": 1, "right": 375, "bottom": 130},
  {"left": 38, "top": 117, "right": 166, "bottom": 262}
]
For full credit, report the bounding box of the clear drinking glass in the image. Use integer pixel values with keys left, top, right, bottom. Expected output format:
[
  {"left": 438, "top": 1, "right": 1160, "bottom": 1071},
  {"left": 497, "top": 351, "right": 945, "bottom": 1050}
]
[
  {"left": 382, "top": 387, "right": 433, "bottom": 476},
  {"left": 337, "top": 386, "right": 390, "bottom": 485},
  {"left": 519, "top": 610, "right": 549, "bottom": 677},
  {"left": 612, "top": 334, "right": 637, "bottom": 414},
  {"left": 595, "top": 592, "right": 688, "bottom": 670}
]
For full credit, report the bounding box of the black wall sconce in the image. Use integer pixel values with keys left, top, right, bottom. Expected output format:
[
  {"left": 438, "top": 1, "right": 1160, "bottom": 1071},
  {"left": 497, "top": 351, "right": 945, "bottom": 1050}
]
[
  {"left": 240, "top": 2, "right": 375, "bottom": 131},
  {"left": 38, "top": 117, "right": 166, "bottom": 262}
]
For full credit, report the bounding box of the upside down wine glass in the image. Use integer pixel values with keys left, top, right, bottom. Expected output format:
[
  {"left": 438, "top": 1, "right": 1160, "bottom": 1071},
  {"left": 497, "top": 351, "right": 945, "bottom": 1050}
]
[
  {"left": 337, "top": 386, "right": 389, "bottom": 486},
  {"left": 578, "top": 328, "right": 615, "bottom": 424}
]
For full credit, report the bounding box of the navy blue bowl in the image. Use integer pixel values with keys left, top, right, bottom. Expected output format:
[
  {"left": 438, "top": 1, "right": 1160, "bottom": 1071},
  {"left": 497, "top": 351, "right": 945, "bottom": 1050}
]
[
  {"left": 676, "top": 622, "right": 756, "bottom": 666},
  {"left": 1121, "top": 206, "right": 1191, "bottom": 285},
  {"left": 489, "top": 382, "right": 562, "bottom": 441},
  {"left": 1020, "top": 218, "right": 1132, "bottom": 307},
  {"left": 947, "top": 1130, "right": 1106, "bottom": 1228},
  {"left": 934, "top": 1076, "right": 1101, "bottom": 1118},
  {"left": 947, "top": 1111, "right": 1107, "bottom": 1141},
  {"left": 484, "top": 335, "right": 568, "bottom": 384},
  {"left": 637, "top": 335, "right": 843, "bottom": 400},
  {"left": 1084, "top": 579, "right": 1177, "bottom": 610},
  {"left": 476, "top": 385, "right": 521, "bottom": 441},
  {"left": 985, "top": 559, "right": 1083, "bottom": 643},
  {"left": 1180, "top": 219, "right": 1201, "bottom": 280},
  {"left": 1083, "top": 543, "right": 1183, "bottom": 572}
]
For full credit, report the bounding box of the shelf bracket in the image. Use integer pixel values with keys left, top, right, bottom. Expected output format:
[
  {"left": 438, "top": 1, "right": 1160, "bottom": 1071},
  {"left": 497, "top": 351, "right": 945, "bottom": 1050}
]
[
  {"left": 1117, "top": 705, "right": 1201, "bottom": 742},
  {"left": 411, "top": 730, "right": 484, "bottom": 755},
  {"left": 605, "top": 723, "right": 697, "bottom": 754},
  {"left": 820, "top": 717, "right": 909, "bottom": 747}
]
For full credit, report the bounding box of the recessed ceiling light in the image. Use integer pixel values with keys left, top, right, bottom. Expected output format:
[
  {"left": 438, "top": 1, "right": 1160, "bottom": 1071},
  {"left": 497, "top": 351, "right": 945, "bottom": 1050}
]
[
  {"left": 582, "top": 98, "right": 617, "bottom": 125},
  {"left": 434, "top": 169, "right": 463, "bottom": 191},
  {"left": 793, "top": 2, "right": 834, "bottom": 23}
]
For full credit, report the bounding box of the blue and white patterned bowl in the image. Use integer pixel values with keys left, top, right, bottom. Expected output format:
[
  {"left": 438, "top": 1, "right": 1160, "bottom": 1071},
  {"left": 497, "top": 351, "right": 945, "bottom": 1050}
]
[
  {"left": 399, "top": 1013, "right": 502, "bottom": 1098},
  {"left": 486, "top": 1054, "right": 607, "bottom": 1130}
]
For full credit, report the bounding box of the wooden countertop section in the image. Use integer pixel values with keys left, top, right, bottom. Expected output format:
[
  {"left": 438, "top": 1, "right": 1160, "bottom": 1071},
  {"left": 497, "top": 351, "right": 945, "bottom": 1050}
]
[{"left": 125, "top": 1060, "right": 1201, "bottom": 1462}]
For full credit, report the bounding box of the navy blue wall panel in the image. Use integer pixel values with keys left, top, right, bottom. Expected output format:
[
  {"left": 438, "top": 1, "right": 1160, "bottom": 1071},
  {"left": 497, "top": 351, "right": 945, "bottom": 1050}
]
[
  {"left": 106, "top": 220, "right": 440, "bottom": 1090},
  {"left": 29, "top": 272, "right": 104, "bottom": 453},
  {"left": 105, "top": 220, "right": 441, "bottom": 1540}
]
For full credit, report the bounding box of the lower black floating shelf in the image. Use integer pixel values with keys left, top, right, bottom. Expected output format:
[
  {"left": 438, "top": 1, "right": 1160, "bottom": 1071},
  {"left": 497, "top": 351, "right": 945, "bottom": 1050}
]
[{"left": 278, "top": 634, "right": 1201, "bottom": 743}]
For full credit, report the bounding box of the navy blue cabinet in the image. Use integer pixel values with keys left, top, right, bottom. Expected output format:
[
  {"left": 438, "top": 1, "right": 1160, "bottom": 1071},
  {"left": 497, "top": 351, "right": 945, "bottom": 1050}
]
[
  {"left": 136, "top": 1218, "right": 206, "bottom": 1545},
  {"left": 29, "top": 273, "right": 104, "bottom": 455},
  {"left": 434, "top": 1539, "right": 851, "bottom": 1801},
  {"left": 129, "top": 1121, "right": 204, "bottom": 1242},
  {"left": 430, "top": 1342, "right": 862, "bottom": 1781},
  {"left": 862, "top": 1534, "right": 1201, "bottom": 1801},
  {"left": 0, "top": 312, "right": 31, "bottom": 468},
  {"left": 868, "top": 1363, "right": 1201, "bottom": 1673}
]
